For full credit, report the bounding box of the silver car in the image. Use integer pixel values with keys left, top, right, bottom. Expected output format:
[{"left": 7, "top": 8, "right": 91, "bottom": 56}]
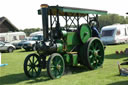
[
  {"left": 0, "top": 41, "right": 16, "bottom": 53},
  {"left": 23, "top": 34, "right": 43, "bottom": 51}
]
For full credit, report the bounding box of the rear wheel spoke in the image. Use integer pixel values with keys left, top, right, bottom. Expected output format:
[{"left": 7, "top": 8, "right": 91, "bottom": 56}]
[{"left": 89, "top": 55, "right": 93, "bottom": 59}]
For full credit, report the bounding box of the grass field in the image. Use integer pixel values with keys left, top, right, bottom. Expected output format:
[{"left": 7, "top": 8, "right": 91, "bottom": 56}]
[{"left": 1, "top": 44, "right": 128, "bottom": 85}]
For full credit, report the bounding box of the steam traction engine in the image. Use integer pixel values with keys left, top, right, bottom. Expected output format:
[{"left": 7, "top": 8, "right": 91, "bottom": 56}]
[{"left": 24, "top": 4, "right": 107, "bottom": 79}]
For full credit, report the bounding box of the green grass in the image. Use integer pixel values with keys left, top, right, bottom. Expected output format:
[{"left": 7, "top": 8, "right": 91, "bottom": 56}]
[{"left": 1, "top": 44, "right": 128, "bottom": 85}]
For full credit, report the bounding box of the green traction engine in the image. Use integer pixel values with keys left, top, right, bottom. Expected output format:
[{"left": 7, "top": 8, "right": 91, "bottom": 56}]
[{"left": 24, "top": 4, "right": 107, "bottom": 79}]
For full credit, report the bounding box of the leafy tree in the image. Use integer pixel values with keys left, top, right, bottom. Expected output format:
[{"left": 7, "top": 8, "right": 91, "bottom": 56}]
[{"left": 19, "top": 28, "right": 41, "bottom": 36}]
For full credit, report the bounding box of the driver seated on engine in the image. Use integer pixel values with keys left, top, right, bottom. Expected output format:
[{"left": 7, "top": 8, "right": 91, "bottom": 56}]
[{"left": 90, "top": 20, "right": 100, "bottom": 38}]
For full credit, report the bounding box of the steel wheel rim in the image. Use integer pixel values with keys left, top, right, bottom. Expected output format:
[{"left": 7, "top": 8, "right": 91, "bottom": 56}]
[
  {"left": 48, "top": 54, "right": 65, "bottom": 79},
  {"left": 88, "top": 39, "right": 104, "bottom": 69}
]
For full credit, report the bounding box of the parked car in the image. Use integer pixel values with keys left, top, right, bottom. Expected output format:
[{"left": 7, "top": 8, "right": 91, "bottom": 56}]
[
  {"left": 13, "top": 37, "right": 30, "bottom": 49},
  {"left": 0, "top": 41, "right": 16, "bottom": 53},
  {"left": 23, "top": 34, "right": 43, "bottom": 51},
  {"left": 11, "top": 40, "right": 22, "bottom": 49}
]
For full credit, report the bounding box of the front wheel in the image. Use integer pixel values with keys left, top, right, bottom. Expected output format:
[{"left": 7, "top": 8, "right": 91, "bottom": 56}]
[
  {"left": 47, "top": 53, "right": 65, "bottom": 79},
  {"left": 24, "top": 53, "right": 41, "bottom": 78}
]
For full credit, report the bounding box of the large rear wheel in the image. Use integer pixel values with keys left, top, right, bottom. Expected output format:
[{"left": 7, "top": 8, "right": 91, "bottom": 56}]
[{"left": 80, "top": 37, "right": 104, "bottom": 70}]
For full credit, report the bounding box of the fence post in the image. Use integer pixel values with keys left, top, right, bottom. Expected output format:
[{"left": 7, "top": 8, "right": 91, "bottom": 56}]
[{"left": 0, "top": 53, "right": 8, "bottom": 67}]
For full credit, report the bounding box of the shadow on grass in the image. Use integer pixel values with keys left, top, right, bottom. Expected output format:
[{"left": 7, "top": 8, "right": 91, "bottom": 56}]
[
  {"left": 0, "top": 66, "right": 88, "bottom": 85},
  {"left": 16, "top": 50, "right": 33, "bottom": 53},
  {"left": 17, "top": 50, "right": 27, "bottom": 52},
  {"left": 0, "top": 71, "right": 50, "bottom": 85},
  {"left": 107, "top": 72, "right": 128, "bottom": 85},
  {"left": 0, "top": 73, "right": 28, "bottom": 85},
  {"left": 62, "top": 65, "right": 89, "bottom": 76},
  {"left": 107, "top": 80, "right": 128, "bottom": 85},
  {"left": 105, "top": 53, "right": 128, "bottom": 59},
  {"left": 26, "top": 66, "right": 89, "bottom": 84}
]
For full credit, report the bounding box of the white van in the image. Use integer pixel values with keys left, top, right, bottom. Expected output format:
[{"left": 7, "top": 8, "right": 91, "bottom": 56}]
[
  {"left": 0, "top": 32, "right": 26, "bottom": 42},
  {"left": 100, "top": 24, "right": 128, "bottom": 45}
]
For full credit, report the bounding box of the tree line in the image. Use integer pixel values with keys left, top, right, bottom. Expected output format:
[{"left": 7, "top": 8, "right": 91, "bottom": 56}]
[
  {"left": 98, "top": 14, "right": 128, "bottom": 29},
  {"left": 19, "top": 28, "right": 41, "bottom": 36}
]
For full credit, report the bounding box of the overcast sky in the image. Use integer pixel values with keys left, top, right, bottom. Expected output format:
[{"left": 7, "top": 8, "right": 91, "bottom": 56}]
[{"left": 0, "top": 0, "right": 128, "bottom": 29}]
